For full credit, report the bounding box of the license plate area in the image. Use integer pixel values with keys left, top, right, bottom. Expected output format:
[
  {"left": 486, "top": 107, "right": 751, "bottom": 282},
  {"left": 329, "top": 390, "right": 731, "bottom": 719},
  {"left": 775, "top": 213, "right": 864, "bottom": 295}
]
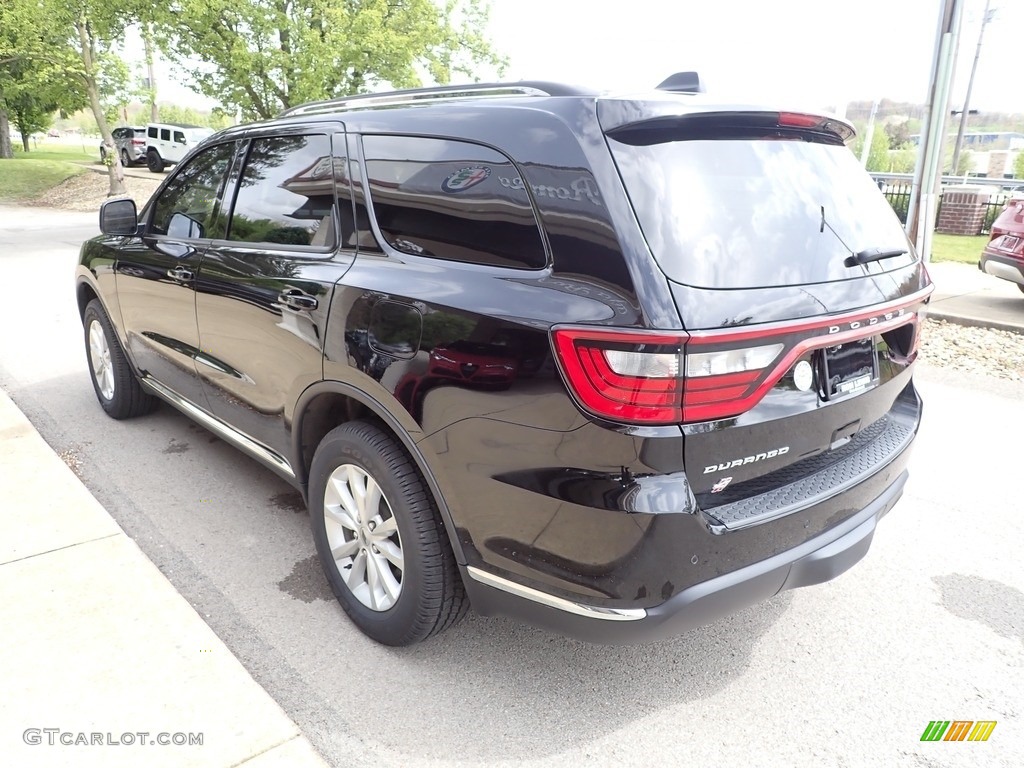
[{"left": 818, "top": 337, "right": 878, "bottom": 400}]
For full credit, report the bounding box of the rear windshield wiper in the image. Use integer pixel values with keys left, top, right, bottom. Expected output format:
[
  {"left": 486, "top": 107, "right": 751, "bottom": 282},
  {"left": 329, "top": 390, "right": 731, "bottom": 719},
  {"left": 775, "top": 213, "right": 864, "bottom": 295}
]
[{"left": 844, "top": 247, "right": 908, "bottom": 267}]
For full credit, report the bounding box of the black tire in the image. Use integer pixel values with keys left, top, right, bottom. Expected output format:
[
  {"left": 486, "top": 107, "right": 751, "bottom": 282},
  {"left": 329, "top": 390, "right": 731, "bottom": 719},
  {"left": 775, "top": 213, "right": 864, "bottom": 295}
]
[
  {"left": 147, "top": 149, "right": 164, "bottom": 173},
  {"left": 83, "top": 299, "right": 157, "bottom": 420},
  {"left": 309, "top": 421, "right": 467, "bottom": 646},
  {"left": 1018, "top": 283, "right": 1024, "bottom": 295},
  {"left": 120, "top": 148, "right": 132, "bottom": 167},
  {"left": 99, "top": 145, "right": 107, "bottom": 162}
]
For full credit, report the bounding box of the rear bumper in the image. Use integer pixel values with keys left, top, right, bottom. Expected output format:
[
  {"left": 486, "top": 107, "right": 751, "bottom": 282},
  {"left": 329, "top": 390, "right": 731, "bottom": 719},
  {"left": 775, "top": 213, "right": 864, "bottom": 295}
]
[
  {"left": 980, "top": 252, "right": 1024, "bottom": 286},
  {"left": 464, "top": 469, "right": 907, "bottom": 644}
]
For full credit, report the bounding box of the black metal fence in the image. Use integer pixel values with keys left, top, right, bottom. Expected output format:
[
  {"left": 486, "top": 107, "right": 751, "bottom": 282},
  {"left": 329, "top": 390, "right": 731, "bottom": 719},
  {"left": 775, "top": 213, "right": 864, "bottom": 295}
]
[
  {"left": 982, "top": 193, "right": 1008, "bottom": 236},
  {"left": 874, "top": 177, "right": 1012, "bottom": 236}
]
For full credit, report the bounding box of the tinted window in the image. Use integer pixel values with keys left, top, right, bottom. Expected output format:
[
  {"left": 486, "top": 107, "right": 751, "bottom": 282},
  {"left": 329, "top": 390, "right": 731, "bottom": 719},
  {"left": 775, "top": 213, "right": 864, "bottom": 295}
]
[
  {"left": 149, "top": 142, "right": 237, "bottom": 237},
  {"left": 336, "top": 155, "right": 380, "bottom": 252},
  {"left": 361, "top": 135, "right": 545, "bottom": 269},
  {"left": 226, "top": 134, "right": 335, "bottom": 248},
  {"left": 160, "top": 128, "right": 170, "bottom": 141},
  {"left": 133, "top": 129, "right": 146, "bottom": 139},
  {"left": 148, "top": 126, "right": 157, "bottom": 139},
  {"left": 173, "top": 131, "right": 186, "bottom": 144},
  {"left": 610, "top": 138, "right": 916, "bottom": 288}
]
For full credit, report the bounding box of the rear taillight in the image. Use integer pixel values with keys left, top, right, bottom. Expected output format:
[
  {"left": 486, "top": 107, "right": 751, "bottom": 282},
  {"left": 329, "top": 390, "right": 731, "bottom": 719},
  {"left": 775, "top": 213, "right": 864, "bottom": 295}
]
[
  {"left": 551, "top": 329, "right": 685, "bottom": 424},
  {"left": 132, "top": 139, "right": 145, "bottom": 145},
  {"left": 551, "top": 329, "right": 788, "bottom": 425},
  {"left": 550, "top": 289, "right": 931, "bottom": 426}
]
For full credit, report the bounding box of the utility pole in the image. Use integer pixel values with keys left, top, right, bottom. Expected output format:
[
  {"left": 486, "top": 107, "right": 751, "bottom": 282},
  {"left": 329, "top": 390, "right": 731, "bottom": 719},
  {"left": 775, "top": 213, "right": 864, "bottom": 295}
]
[
  {"left": 860, "top": 99, "right": 880, "bottom": 168},
  {"left": 950, "top": 0, "right": 995, "bottom": 176},
  {"left": 905, "top": 0, "right": 964, "bottom": 261}
]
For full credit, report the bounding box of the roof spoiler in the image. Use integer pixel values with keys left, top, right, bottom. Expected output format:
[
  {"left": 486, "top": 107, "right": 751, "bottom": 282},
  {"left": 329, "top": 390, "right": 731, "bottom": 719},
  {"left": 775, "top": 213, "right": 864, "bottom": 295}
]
[{"left": 656, "top": 72, "right": 705, "bottom": 94}]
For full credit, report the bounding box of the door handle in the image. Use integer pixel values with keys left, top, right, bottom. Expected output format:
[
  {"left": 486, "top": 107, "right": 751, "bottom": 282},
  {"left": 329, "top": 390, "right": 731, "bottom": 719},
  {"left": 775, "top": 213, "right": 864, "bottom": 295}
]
[
  {"left": 278, "top": 290, "right": 318, "bottom": 311},
  {"left": 167, "top": 265, "right": 194, "bottom": 281}
]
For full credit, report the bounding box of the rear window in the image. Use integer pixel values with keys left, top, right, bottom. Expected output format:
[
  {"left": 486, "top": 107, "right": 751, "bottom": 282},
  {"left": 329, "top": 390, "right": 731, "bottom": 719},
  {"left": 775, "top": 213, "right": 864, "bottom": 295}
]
[{"left": 610, "top": 138, "right": 915, "bottom": 289}]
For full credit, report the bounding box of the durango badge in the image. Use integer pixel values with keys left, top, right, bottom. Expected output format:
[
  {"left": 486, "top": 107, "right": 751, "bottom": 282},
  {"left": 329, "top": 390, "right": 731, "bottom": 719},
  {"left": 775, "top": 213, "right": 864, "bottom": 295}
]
[
  {"left": 441, "top": 166, "right": 491, "bottom": 193},
  {"left": 704, "top": 447, "right": 789, "bottom": 474}
]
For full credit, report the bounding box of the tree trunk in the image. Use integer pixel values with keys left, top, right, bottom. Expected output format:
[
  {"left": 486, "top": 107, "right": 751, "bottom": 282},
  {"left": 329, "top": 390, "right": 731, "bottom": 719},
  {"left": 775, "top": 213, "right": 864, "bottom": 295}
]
[
  {"left": 0, "top": 106, "right": 12, "bottom": 159},
  {"left": 21, "top": 131, "right": 30, "bottom": 152},
  {"left": 143, "top": 23, "right": 158, "bottom": 122},
  {"left": 76, "top": 17, "right": 125, "bottom": 196}
]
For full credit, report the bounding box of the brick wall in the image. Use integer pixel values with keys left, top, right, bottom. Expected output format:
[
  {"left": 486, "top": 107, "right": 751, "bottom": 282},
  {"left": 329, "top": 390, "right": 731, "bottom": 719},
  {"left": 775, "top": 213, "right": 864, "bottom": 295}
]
[{"left": 936, "top": 186, "right": 992, "bottom": 235}]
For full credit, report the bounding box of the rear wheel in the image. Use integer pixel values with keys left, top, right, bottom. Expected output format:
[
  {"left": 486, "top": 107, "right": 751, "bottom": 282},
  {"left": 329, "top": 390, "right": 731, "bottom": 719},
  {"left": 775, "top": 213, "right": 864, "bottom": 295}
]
[
  {"left": 309, "top": 421, "right": 467, "bottom": 646},
  {"left": 146, "top": 149, "right": 164, "bottom": 173},
  {"left": 83, "top": 299, "right": 156, "bottom": 420},
  {"left": 120, "top": 148, "right": 132, "bottom": 167}
]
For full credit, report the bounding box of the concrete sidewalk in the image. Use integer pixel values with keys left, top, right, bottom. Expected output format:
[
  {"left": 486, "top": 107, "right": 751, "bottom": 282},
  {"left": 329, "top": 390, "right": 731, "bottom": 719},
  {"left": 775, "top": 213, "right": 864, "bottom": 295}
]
[
  {"left": 925, "top": 260, "right": 1024, "bottom": 334},
  {"left": 0, "top": 390, "right": 328, "bottom": 768}
]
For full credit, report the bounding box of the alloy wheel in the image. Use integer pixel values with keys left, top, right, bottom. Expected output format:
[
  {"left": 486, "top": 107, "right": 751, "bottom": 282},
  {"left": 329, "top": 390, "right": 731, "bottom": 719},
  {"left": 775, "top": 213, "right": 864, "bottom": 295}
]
[
  {"left": 322, "top": 463, "right": 404, "bottom": 611},
  {"left": 88, "top": 319, "right": 115, "bottom": 400}
]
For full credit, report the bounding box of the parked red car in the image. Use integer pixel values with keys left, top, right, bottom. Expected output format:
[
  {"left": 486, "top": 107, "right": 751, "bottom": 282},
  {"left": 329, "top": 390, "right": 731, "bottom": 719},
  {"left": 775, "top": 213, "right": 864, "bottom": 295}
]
[{"left": 980, "top": 198, "right": 1024, "bottom": 294}]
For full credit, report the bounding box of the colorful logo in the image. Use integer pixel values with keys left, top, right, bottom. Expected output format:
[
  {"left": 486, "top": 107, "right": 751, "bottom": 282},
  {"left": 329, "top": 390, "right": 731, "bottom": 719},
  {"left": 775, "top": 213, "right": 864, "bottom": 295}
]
[
  {"left": 442, "top": 166, "right": 491, "bottom": 193},
  {"left": 920, "top": 720, "right": 997, "bottom": 742}
]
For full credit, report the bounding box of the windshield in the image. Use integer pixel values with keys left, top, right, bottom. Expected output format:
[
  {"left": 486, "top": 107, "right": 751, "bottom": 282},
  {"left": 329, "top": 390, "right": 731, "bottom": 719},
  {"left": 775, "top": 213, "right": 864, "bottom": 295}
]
[{"left": 609, "top": 138, "right": 916, "bottom": 289}]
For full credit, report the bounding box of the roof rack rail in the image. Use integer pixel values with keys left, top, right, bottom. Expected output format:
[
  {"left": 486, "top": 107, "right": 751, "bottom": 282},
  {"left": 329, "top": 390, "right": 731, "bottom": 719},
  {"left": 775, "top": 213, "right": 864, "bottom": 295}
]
[
  {"left": 278, "top": 81, "right": 594, "bottom": 118},
  {"left": 656, "top": 71, "right": 706, "bottom": 94}
]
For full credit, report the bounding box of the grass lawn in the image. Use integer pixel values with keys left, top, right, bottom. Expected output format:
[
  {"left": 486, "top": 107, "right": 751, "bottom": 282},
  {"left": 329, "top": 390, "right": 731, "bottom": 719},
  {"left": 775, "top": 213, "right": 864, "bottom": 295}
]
[
  {"left": 930, "top": 233, "right": 988, "bottom": 265},
  {"left": 11, "top": 143, "right": 97, "bottom": 164},
  {"left": 0, "top": 157, "right": 87, "bottom": 202}
]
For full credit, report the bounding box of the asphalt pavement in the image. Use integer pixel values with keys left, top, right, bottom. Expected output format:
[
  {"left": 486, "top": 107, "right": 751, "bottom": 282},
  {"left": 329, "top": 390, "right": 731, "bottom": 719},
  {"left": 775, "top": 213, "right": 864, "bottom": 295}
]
[{"left": 1, "top": 204, "right": 1022, "bottom": 767}]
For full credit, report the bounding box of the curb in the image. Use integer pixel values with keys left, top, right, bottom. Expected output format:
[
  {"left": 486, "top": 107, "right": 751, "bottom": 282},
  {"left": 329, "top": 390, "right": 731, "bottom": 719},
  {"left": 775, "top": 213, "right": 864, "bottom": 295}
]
[{"left": 926, "top": 309, "right": 1024, "bottom": 336}]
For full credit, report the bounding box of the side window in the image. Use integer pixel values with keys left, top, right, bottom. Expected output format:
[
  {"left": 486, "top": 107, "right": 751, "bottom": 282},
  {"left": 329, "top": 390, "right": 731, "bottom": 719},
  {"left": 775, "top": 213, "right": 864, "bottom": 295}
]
[
  {"left": 160, "top": 128, "right": 170, "bottom": 141},
  {"left": 361, "top": 135, "right": 546, "bottom": 269},
  {"left": 173, "top": 131, "right": 186, "bottom": 144},
  {"left": 147, "top": 126, "right": 157, "bottom": 139},
  {"left": 149, "top": 142, "right": 237, "bottom": 237},
  {"left": 226, "top": 134, "right": 335, "bottom": 248},
  {"left": 333, "top": 150, "right": 380, "bottom": 252}
]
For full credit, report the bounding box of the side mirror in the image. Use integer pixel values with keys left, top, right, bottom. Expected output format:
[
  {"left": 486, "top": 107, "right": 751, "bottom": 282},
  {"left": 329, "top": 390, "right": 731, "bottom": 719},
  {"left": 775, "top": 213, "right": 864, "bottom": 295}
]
[
  {"left": 99, "top": 198, "right": 138, "bottom": 235},
  {"left": 167, "top": 212, "right": 204, "bottom": 239}
]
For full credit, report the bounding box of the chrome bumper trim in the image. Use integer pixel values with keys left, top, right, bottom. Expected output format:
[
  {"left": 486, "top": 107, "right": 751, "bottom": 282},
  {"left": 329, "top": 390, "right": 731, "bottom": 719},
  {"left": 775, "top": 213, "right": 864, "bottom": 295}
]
[{"left": 466, "top": 566, "right": 647, "bottom": 622}]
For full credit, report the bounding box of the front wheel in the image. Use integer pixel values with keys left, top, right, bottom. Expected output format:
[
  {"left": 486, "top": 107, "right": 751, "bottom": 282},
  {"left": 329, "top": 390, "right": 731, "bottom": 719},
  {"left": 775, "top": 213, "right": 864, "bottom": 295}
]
[
  {"left": 83, "top": 299, "right": 156, "bottom": 419},
  {"left": 309, "top": 421, "right": 467, "bottom": 646}
]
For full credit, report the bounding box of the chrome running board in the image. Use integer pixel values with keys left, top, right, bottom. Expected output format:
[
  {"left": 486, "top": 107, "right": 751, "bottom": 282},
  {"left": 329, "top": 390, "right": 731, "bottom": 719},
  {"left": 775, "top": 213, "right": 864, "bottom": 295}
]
[{"left": 141, "top": 377, "right": 295, "bottom": 480}]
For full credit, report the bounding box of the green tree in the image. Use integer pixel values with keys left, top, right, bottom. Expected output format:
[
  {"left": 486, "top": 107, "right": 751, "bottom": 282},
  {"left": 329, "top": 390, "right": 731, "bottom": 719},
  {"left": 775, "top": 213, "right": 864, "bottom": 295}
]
[
  {"left": 0, "top": 0, "right": 84, "bottom": 157},
  {"left": 851, "top": 126, "right": 891, "bottom": 172},
  {"left": 1014, "top": 152, "right": 1024, "bottom": 180},
  {"left": 0, "top": 0, "right": 135, "bottom": 193},
  {"left": 156, "top": 0, "right": 506, "bottom": 120},
  {"left": 883, "top": 120, "right": 911, "bottom": 150}
]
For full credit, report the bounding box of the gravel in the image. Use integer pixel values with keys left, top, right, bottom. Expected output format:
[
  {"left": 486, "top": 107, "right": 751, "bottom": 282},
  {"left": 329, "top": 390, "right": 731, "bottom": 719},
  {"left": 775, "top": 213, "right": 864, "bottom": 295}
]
[
  {"left": 32, "top": 166, "right": 161, "bottom": 212},
  {"left": 919, "top": 318, "right": 1024, "bottom": 382},
  {"left": 25, "top": 170, "right": 1024, "bottom": 384}
]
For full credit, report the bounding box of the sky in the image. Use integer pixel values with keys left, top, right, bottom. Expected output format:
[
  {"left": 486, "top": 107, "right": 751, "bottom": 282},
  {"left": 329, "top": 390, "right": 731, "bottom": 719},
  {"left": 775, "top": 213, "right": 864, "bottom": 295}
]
[{"left": 144, "top": 0, "right": 1024, "bottom": 116}]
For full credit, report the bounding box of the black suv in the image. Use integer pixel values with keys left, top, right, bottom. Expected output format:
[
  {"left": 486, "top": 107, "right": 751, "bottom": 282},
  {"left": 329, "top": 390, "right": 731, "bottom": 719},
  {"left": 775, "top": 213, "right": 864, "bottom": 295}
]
[{"left": 75, "top": 77, "right": 932, "bottom": 646}]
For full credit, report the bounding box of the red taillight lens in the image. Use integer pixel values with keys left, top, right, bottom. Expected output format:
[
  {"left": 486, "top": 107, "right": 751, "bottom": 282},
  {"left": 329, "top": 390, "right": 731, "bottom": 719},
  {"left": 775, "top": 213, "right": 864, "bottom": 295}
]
[
  {"left": 132, "top": 139, "right": 145, "bottom": 145},
  {"left": 778, "top": 112, "right": 822, "bottom": 129},
  {"left": 550, "top": 328, "right": 782, "bottom": 425},
  {"left": 551, "top": 328, "right": 686, "bottom": 425},
  {"left": 551, "top": 291, "right": 930, "bottom": 426}
]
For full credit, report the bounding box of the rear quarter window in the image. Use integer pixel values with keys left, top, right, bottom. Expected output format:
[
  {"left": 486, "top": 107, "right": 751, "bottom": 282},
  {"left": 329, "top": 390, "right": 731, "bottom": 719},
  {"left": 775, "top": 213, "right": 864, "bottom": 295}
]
[{"left": 360, "top": 135, "right": 546, "bottom": 269}]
